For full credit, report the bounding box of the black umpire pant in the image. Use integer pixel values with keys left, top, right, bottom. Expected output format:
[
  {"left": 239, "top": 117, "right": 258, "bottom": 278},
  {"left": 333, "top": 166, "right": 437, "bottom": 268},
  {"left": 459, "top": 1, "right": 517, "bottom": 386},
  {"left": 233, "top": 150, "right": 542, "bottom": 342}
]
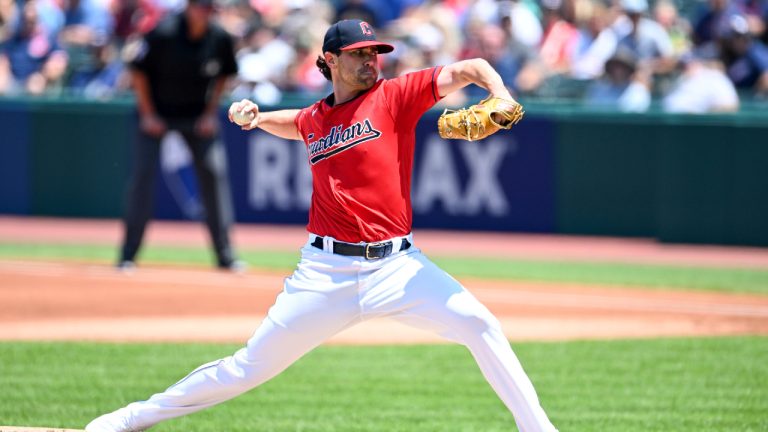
[{"left": 119, "top": 118, "right": 236, "bottom": 267}]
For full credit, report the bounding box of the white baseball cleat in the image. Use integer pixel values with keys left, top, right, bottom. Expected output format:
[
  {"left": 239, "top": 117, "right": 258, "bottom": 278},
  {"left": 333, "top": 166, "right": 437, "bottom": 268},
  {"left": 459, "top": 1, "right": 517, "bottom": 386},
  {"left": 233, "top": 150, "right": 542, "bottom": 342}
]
[{"left": 85, "top": 407, "right": 143, "bottom": 432}]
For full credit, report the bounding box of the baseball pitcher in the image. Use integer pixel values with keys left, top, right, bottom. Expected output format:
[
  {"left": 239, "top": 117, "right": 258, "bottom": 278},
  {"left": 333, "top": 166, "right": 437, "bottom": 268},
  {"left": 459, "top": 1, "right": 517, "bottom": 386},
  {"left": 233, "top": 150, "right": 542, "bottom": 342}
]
[{"left": 85, "top": 19, "right": 555, "bottom": 432}]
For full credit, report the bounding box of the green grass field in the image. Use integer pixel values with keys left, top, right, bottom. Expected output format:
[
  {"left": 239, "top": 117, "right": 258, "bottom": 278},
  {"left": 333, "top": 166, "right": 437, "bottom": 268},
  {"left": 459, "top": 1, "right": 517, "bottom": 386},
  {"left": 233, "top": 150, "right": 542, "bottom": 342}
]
[
  {"left": 2, "top": 243, "right": 768, "bottom": 294},
  {"left": 2, "top": 241, "right": 767, "bottom": 431},
  {"left": 1, "top": 338, "right": 767, "bottom": 431}
]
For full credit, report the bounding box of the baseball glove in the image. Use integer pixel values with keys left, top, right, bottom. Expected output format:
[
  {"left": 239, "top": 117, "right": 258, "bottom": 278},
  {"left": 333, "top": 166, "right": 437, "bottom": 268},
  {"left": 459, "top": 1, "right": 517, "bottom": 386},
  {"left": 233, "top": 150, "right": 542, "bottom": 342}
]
[{"left": 437, "top": 96, "right": 524, "bottom": 141}]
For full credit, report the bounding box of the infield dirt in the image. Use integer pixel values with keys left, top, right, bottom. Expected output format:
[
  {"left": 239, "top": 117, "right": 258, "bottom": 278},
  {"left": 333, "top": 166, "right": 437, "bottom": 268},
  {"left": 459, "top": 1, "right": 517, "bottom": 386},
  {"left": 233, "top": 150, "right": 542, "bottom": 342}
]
[{"left": 1, "top": 217, "right": 767, "bottom": 344}]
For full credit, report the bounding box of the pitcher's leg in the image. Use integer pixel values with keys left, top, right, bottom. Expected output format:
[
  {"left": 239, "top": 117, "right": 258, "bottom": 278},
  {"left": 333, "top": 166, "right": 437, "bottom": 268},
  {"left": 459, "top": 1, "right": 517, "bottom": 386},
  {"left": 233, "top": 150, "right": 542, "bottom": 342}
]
[
  {"left": 122, "top": 317, "right": 332, "bottom": 430},
  {"left": 378, "top": 253, "right": 557, "bottom": 432},
  {"left": 88, "top": 252, "right": 362, "bottom": 431},
  {"left": 460, "top": 310, "right": 557, "bottom": 432}
]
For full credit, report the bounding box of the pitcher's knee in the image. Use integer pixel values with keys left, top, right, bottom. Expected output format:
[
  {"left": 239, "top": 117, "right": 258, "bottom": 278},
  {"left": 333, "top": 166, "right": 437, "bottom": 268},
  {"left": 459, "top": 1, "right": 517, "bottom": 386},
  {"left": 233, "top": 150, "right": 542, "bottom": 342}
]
[{"left": 448, "top": 310, "right": 503, "bottom": 340}]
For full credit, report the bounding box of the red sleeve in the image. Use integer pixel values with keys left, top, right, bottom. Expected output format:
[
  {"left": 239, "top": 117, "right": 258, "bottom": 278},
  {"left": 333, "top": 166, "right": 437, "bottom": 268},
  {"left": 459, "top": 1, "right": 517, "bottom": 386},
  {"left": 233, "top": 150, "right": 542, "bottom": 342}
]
[
  {"left": 294, "top": 105, "right": 312, "bottom": 141},
  {"left": 382, "top": 66, "right": 443, "bottom": 126}
]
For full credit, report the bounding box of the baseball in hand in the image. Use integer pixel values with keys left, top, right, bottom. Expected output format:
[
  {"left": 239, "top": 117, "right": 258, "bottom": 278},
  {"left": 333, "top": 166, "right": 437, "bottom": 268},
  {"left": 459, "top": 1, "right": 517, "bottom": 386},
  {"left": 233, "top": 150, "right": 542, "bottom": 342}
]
[{"left": 229, "top": 105, "right": 256, "bottom": 126}]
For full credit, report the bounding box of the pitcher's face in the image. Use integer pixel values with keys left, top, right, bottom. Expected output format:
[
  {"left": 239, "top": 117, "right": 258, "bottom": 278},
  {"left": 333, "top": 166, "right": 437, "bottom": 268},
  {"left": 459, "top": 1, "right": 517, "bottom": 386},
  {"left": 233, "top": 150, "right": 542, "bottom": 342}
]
[{"left": 330, "top": 47, "right": 380, "bottom": 90}]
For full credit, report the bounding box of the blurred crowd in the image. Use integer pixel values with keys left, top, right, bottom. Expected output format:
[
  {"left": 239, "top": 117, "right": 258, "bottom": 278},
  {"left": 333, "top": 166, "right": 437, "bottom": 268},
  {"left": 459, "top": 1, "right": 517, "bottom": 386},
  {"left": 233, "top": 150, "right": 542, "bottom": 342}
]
[{"left": 1, "top": 0, "right": 767, "bottom": 112}]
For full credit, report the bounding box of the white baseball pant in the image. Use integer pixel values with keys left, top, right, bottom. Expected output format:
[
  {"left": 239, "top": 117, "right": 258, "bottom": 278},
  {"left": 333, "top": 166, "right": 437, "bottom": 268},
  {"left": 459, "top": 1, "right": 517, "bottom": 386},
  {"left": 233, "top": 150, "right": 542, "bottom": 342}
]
[{"left": 117, "top": 234, "right": 557, "bottom": 432}]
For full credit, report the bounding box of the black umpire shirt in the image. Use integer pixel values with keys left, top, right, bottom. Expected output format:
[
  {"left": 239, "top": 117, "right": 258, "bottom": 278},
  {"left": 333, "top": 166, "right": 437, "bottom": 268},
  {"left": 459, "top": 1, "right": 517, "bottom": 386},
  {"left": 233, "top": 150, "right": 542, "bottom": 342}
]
[{"left": 128, "top": 13, "right": 238, "bottom": 119}]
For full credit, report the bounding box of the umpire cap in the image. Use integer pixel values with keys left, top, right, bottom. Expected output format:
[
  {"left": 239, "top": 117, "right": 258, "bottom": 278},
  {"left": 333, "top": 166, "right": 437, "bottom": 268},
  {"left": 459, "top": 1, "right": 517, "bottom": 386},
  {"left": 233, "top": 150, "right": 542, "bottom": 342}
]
[{"left": 322, "top": 19, "right": 394, "bottom": 54}]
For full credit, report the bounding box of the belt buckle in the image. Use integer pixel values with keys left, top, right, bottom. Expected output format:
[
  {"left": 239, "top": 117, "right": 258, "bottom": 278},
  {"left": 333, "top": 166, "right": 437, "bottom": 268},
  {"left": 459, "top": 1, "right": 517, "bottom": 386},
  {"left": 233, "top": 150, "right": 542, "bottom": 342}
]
[{"left": 365, "top": 242, "right": 386, "bottom": 260}]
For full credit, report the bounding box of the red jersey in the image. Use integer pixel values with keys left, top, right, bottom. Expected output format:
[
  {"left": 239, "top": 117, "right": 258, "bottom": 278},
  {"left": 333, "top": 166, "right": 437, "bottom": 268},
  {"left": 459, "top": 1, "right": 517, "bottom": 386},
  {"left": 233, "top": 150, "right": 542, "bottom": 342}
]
[{"left": 294, "top": 66, "right": 443, "bottom": 243}]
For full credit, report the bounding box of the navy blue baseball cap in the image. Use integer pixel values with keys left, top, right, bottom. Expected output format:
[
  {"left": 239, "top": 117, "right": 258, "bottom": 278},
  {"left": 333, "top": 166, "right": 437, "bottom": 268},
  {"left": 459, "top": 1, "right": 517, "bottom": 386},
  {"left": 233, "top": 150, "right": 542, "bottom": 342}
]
[{"left": 322, "top": 19, "right": 394, "bottom": 54}]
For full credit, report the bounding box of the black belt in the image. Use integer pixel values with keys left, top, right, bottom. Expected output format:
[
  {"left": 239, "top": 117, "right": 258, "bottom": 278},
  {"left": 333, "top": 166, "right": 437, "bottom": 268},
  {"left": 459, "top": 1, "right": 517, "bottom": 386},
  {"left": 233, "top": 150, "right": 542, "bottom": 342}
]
[{"left": 311, "top": 237, "right": 412, "bottom": 260}]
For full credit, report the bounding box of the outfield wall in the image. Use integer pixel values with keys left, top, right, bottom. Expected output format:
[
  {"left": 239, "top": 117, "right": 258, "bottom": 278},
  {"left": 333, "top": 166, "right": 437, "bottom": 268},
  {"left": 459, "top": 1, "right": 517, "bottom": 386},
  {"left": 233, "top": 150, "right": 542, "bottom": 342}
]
[{"left": 1, "top": 99, "right": 766, "bottom": 246}]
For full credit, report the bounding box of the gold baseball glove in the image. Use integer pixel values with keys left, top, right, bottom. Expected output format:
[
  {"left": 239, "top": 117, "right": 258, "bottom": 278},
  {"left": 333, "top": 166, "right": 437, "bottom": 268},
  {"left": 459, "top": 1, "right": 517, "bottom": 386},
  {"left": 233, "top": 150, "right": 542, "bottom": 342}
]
[{"left": 437, "top": 96, "right": 524, "bottom": 141}]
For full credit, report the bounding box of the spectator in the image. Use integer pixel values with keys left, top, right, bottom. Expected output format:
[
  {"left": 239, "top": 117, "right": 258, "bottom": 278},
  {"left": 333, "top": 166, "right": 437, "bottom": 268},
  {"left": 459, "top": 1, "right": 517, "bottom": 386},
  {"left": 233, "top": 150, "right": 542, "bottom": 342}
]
[
  {"left": 117, "top": 0, "right": 244, "bottom": 271},
  {"left": 584, "top": 45, "right": 651, "bottom": 111},
  {"left": 109, "top": 0, "right": 164, "bottom": 46},
  {"left": 407, "top": 20, "right": 453, "bottom": 66},
  {"left": 539, "top": 0, "right": 580, "bottom": 74},
  {"left": 718, "top": 13, "right": 768, "bottom": 95},
  {"left": 693, "top": 0, "right": 742, "bottom": 52},
  {"left": 735, "top": 0, "right": 767, "bottom": 40},
  {"left": 459, "top": 21, "right": 533, "bottom": 98},
  {"left": 66, "top": 34, "right": 127, "bottom": 98},
  {"left": 59, "top": 0, "right": 114, "bottom": 46},
  {"left": 569, "top": 0, "right": 676, "bottom": 82},
  {"left": 232, "top": 22, "right": 295, "bottom": 104},
  {"left": 58, "top": 0, "right": 115, "bottom": 92},
  {"left": 1, "top": 0, "right": 19, "bottom": 43},
  {"left": 755, "top": 4, "right": 768, "bottom": 45},
  {"left": 0, "top": 0, "right": 68, "bottom": 95},
  {"left": 32, "top": 0, "right": 65, "bottom": 38},
  {"left": 284, "top": 30, "right": 331, "bottom": 94},
  {"left": 570, "top": 0, "right": 619, "bottom": 79},
  {"left": 419, "top": 1, "right": 463, "bottom": 60},
  {"left": 0, "top": 0, "right": 63, "bottom": 41},
  {"left": 653, "top": 0, "right": 692, "bottom": 57},
  {"left": 154, "top": 0, "right": 185, "bottom": 14},
  {"left": 280, "top": 7, "right": 333, "bottom": 92},
  {"left": 498, "top": 0, "right": 543, "bottom": 48},
  {"left": 614, "top": 0, "right": 677, "bottom": 75},
  {"left": 663, "top": 53, "right": 739, "bottom": 112},
  {"left": 212, "top": 0, "right": 260, "bottom": 40},
  {"left": 334, "top": 0, "right": 382, "bottom": 28},
  {"left": 387, "top": 0, "right": 463, "bottom": 66},
  {"left": 1, "top": 0, "right": 766, "bottom": 105}
]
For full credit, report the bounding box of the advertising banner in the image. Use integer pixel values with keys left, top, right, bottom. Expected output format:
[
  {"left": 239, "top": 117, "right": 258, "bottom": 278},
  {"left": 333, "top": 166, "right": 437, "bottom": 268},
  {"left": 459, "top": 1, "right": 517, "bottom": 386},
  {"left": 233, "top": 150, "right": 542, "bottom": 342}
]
[
  {"left": 0, "top": 103, "right": 30, "bottom": 214},
  {"left": 154, "top": 110, "right": 556, "bottom": 233}
]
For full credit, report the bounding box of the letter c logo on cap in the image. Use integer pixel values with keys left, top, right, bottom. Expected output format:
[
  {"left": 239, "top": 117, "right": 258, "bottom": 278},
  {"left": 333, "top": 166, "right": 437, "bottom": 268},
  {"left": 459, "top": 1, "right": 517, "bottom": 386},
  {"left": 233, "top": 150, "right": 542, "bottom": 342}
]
[{"left": 360, "top": 21, "right": 373, "bottom": 36}]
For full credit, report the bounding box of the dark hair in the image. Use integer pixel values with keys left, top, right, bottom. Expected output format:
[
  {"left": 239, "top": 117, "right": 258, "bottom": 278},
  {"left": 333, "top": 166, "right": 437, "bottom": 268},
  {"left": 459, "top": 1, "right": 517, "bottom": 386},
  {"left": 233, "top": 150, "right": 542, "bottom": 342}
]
[{"left": 316, "top": 54, "right": 335, "bottom": 81}]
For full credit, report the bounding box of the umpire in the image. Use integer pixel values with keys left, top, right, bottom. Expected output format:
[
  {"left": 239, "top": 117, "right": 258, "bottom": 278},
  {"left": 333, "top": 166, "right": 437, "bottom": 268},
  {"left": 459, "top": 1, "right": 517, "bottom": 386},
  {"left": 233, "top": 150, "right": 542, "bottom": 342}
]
[{"left": 118, "top": 0, "right": 242, "bottom": 271}]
